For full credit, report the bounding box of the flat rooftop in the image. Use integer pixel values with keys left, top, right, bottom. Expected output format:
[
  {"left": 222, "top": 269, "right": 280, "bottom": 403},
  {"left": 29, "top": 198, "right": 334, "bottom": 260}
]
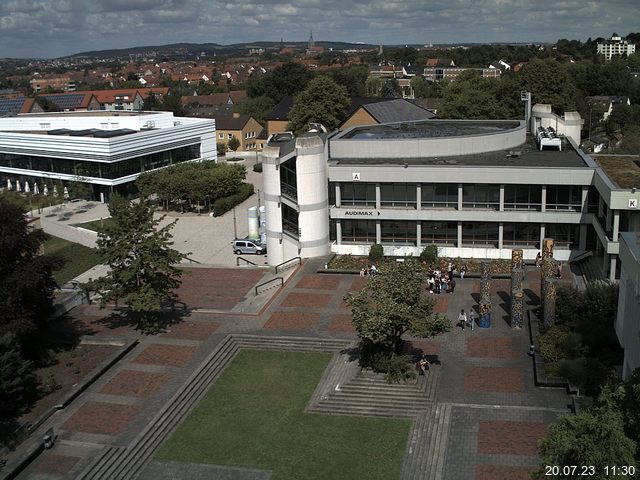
[
  {"left": 593, "top": 155, "right": 640, "bottom": 189},
  {"left": 330, "top": 136, "right": 588, "bottom": 168},
  {"left": 17, "top": 111, "right": 158, "bottom": 118},
  {"left": 340, "top": 120, "right": 521, "bottom": 140}
]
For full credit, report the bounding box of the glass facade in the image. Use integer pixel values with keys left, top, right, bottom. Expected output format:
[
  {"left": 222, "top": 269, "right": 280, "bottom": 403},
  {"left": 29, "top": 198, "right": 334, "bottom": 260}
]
[
  {"left": 503, "top": 222, "right": 540, "bottom": 247},
  {"left": 546, "top": 223, "right": 579, "bottom": 248},
  {"left": 341, "top": 182, "right": 376, "bottom": 206},
  {"left": 421, "top": 183, "right": 457, "bottom": 208},
  {"left": 0, "top": 144, "right": 201, "bottom": 180},
  {"left": 421, "top": 221, "right": 457, "bottom": 245},
  {"left": 504, "top": 185, "right": 542, "bottom": 210},
  {"left": 381, "top": 183, "right": 417, "bottom": 208},
  {"left": 342, "top": 220, "right": 376, "bottom": 243},
  {"left": 381, "top": 220, "right": 415, "bottom": 245},
  {"left": 462, "top": 222, "right": 499, "bottom": 246},
  {"left": 462, "top": 184, "right": 500, "bottom": 209},
  {"left": 546, "top": 185, "right": 582, "bottom": 212}
]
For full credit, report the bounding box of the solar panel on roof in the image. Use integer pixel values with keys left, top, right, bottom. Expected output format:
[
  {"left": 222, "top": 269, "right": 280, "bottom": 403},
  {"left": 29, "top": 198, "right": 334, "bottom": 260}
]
[
  {"left": 69, "top": 129, "right": 100, "bottom": 136},
  {"left": 92, "top": 129, "right": 136, "bottom": 138},
  {"left": 40, "top": 94, "right": 85, "bottom": 109},
  {"left": 0, "top": 98, "right": 27, "bottom": 114}
]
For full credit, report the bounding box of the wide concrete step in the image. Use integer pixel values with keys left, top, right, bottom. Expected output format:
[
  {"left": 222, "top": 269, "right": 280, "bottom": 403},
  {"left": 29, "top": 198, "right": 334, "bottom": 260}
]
[{"left": 310, "top": 404, "right": 423, "bottom": 418}]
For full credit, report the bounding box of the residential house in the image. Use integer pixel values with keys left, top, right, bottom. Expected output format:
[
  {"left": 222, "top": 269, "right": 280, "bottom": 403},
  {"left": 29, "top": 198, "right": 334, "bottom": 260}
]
[
  {"left": 587, "top": 96, "right": 631, "bottom": 121},
  {"left": 30, "top": 75, "right": 76, "bottom": 93},
  {"left": 181, "top": 91, "right": 248, "bottom": 117},
  {"left": 213, "top": 113, "right": 263, "bottom": 152}
]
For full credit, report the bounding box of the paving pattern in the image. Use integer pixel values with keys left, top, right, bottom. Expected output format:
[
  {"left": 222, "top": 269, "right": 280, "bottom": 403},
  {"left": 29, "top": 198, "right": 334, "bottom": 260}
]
[{"left": 11, "top": 258, "right": 573, "bottom": 480}]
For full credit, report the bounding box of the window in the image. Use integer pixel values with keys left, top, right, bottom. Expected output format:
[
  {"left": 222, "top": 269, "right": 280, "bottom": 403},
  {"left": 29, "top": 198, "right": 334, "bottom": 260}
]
[
  {"left": 228, "top": 133, "right": 234, "bottom": 139},
  {"left": 381, "top": 220, "right": 416, "bottom": 245},
  {"left": 341, "top": 183, "right": 376, "bottom": 207},
  {"left": 462, "top": 184, "right": 499, "bottom": 209},
  {"left": 219, "top": 133, "right": 224, "bottom": 139},
  {"left": 280, "top": 157, "right": 297, "bottom": 201},
  {"left": 421, "top": 183, "right": 458, "bottom": 208},
  {"left": 282, "top": 204, "right": 298, "bottom": 238},
  {"left": 380, "top": 183, "right": 416, "bottom": 208},
  {"left": 504, "top": 185, "right": 542, "bottom": 210},
  {"left": 421, "top": 221, "right": 457, "bottom": 245},
  {"left": 546, "top": 186, "right": 582, "bottom": 212},
  {"left": 503, "top": 223, "right": 540, "bottom": 247},
  {"left": 342, "top": 220, "right": 376, "bottom": 243},
  {"left": 545, "top": 224, "right": 579, "bottom": 248},
  {"left": 461, "top": 222, "right": 499, "bottom": 246}
]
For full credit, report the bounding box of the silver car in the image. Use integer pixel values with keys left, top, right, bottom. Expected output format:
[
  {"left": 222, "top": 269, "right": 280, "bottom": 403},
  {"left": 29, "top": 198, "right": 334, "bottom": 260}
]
[{"left": 233, "top": 239, "right": 265, "bottom": 255}]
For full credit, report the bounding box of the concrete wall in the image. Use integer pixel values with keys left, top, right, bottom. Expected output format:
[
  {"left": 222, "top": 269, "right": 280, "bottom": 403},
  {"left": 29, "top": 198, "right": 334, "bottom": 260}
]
[
  {"left": 330, "top": 121, "right": 526, "bottom": 159},
  {"left": 616, "top": 232, "right": 640, "bottom": 379}
]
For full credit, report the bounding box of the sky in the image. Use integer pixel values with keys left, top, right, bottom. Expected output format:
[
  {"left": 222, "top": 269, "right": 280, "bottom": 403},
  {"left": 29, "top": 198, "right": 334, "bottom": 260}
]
[{"left": 0, "top": 0, "right": 638, "bottom": 59}]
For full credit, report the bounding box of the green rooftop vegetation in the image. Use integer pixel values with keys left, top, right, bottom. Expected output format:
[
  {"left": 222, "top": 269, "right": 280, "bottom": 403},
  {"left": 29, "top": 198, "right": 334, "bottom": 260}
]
[{"left": 594, "top": 156, "right": 640, "bottom": 189}]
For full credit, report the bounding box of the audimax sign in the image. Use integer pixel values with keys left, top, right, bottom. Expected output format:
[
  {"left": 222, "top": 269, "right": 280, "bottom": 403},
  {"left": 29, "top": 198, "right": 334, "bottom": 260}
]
[{"left": 344, "top": 210, "right": 380, "bottom": 216}]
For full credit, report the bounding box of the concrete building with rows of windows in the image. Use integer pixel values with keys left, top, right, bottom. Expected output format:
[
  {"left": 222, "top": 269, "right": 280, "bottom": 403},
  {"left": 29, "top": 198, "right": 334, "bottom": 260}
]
[
  {"left": 261, "top": 105, "right": 640, "bottom": 281},
  {"left": 0, "top": 110, "right": 216, "bottom": 200}
]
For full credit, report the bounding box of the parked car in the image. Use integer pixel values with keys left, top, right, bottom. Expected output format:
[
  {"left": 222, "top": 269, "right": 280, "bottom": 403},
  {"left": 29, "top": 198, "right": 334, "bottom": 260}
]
[{"left": 233, "top": 238, "right": 266, "bottom": 255}]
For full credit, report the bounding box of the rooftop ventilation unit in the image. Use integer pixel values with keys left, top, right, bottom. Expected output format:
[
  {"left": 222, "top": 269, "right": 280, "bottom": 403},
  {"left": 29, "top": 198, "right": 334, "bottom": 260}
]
[{"left": 536, "top": 126, "right": 562, "bottom": 151}]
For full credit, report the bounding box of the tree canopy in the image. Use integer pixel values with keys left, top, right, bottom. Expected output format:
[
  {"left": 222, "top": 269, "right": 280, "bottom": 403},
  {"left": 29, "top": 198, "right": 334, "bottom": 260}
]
[
  {"left": 287, "top": 75, "right": 350, "bottom": 134},
  {"left": 246, "top": 62, "right": 314, "bottom": 103},
  {"left": 344, "top": 260, "right": 451, "bottom": 354},
  {"left": 0, "top": 333, "right": 37, "bottom": 417},
  {"left": 0, "top": 199, "right": 63, "bottom": 342},
  {"left": 88, "top": 196, "right": 186, "bottom": 330}
]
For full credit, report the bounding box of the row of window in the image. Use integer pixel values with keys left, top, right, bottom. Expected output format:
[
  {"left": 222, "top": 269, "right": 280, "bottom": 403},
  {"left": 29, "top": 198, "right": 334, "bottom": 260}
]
[
  {"left": 335, "top": 183, "right": 584, "bottom": 212},
  {"left": 0, "top": 144, "right": 201, "bottom": 180},
  {"left": 335, "top": 220, "right": 579, "bottom": 248}
]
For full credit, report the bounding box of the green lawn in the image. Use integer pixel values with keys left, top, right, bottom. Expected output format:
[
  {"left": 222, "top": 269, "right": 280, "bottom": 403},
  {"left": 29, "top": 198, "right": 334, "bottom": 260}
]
[
  {"left": 43, "top": 235, "right": 102, "bottom": 285},
  {"left": 157, "top": 349, "right": 411, "bottom": 480},
  {"left": 72, "top": 217, "right": 113, "bottom": 232}
]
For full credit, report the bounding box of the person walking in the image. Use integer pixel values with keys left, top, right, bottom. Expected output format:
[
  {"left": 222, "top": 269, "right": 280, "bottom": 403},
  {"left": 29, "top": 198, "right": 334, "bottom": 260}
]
[
  {"left": 458, "top": 309, "right": 467, "bottom": 330},
  {"left": 469, "top": 309, "right": 478, "bottom": 330}
]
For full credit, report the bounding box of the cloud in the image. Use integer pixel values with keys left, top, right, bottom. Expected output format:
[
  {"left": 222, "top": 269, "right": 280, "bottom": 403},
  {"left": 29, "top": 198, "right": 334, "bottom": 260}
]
[{"left": 0, "top": 0, "right": 637, "bottom": 58}]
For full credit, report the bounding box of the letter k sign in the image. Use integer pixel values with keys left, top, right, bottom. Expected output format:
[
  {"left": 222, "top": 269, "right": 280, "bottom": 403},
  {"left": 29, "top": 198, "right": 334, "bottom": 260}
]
[{"left": 630, "top": 199, "right": 638, "bottom": 209}]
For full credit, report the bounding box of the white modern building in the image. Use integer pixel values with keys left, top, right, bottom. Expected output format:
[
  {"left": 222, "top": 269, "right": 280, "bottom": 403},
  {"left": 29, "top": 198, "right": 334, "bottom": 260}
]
[
  {"left": 616, "top": 232, "right": 640, "bottom": 379},
  {"left": 261, "top": 105, "right": 640, "bottom": 280},
  {"left": 597, "top": 35, "right": 636, "bottom": 61},
  {"left": 0, "top": 111, "right": 216, "bottom": 199}
]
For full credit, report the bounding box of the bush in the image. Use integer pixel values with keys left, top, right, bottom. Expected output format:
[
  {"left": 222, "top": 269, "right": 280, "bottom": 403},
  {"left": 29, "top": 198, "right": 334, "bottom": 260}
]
[
  {"left": 253, "top": 162, "right": 263, "bottom": 173},
  {"left": 538, "top": 325, "right": 570, "bottom": 363},
  {"left": 217, "top": 142, "right": 227, "bottom": 156},
  {"left": 419, "top": 245, "right": 438, "bottom": 265},
  {"left": 369, "top": 243, "right": 383, "bottom": 263},
  {"left": 212, "top": 183, "right": 254, "bottom": 217},
  {"left": 556, "top": 357, "right": 614, "bottom": 397},
  {"left": 357, "top": 340, "right": 416, "bottom": 384}
]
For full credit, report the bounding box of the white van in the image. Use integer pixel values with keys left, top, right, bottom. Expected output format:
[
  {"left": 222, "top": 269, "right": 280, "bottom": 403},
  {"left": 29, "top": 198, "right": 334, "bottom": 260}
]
[{"left": 233, "top": 239, "right": 265, "bottom": 255}]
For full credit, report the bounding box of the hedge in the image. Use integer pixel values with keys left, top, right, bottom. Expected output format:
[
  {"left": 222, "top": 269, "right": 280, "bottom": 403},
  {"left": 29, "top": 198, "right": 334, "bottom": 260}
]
[{"left": 212, "top": 183, "right": 254, "bottom": 217}]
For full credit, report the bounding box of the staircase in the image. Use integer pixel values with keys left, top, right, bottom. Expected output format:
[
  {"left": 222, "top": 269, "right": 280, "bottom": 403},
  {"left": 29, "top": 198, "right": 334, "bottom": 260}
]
[
  {"left": 77, "top": 334, "right": 351, "bottom": 480},
  {"left": 308, "top": 366, "right": 440, "bottom": 418},
  {"left": 578, "top": 255, "right": 605, "bottom": 284},
  {"left": 401, "top": 403, "right": 452, "bottom": 480}
]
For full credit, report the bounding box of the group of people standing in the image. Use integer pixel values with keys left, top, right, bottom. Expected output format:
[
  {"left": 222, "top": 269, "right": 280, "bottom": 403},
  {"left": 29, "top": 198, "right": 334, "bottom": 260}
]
[
  {"left": 359, "top": 264, "right": 378, "bottom": 276},
  {"left": 425, "top": 262, "right": 467, "bottom": 294}
]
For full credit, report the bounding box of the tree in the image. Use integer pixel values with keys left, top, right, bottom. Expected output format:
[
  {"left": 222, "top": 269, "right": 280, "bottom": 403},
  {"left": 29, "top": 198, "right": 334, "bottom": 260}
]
[
  {"left": 217, "top": 142, "right": 227, "bottom": 156},
  {"left": 235, "top": 95, "right": 274, "bottom": 124},
  {"left": 0, "top": 199, "right": 63, "bottom": 343},
  {"left": 534, "top": 405, "right": 635, "bottom": 479},
  {"left": 344, "top": 260, "right": 451, "bottom": 355},
  {"left": 0, "top": 333, "right": 37, "bottom": 417},
  {"left": 227, "top": 136, "right": 241, "bottom": 152},
  {"left": 251, "top": 62, "right": 314, "bottom": 103},
  {"left": 328, "top": 65, "right": 369, "bottom": 97},
  {"left": 520, "top": 58, "right": 577, "bottom": 112},
  {"left": 287, "top": 75, "right": 350, "bottom": 134},
  {"left": 438, "top": 70, "right": 512, "bottom": 119},
  {"left": 88, "top": 196, "right": 186, "bottom": 330}
]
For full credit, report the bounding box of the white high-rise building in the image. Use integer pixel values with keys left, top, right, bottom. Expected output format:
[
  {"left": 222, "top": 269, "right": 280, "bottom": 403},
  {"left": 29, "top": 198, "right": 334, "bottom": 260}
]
[{"left": 597, "top": 35, "right": 636, "bottom": 61}]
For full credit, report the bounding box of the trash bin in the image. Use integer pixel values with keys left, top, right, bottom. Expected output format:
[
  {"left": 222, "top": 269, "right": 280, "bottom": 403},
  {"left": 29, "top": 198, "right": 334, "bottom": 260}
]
[
  {"left": 479, "top": 312, "right": 492, "bottom": 328},
  {"left": 43, "top": 428, "right": 54, "bottom": 449}
]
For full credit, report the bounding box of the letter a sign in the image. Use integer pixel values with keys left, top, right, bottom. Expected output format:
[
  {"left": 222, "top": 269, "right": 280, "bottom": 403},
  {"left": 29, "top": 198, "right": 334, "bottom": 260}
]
[{"left": 352, "top": 172, "right": 360, "bottom": 181}]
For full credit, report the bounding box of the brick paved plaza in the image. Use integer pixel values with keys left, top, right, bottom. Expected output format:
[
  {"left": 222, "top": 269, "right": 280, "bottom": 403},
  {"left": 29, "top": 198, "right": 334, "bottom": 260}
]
[{"left": 13, "top": 257, "right": 572, "bottom": 480}]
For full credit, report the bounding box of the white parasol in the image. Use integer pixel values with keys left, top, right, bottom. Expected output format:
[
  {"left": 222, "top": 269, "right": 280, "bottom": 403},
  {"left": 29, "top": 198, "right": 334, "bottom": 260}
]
[
  {"left": 53, "top": 185, "right": 58, "bottom": 197},
  {"left": 24, "top": 181, "right": 30, "bottom": 193},
  {"left": 43, "top": 184, "right": 49, "bottom": 196},
  {"left": 16, "top": 181, "right": 22, "bottom": 192},
  {"left": 33, "top": 182, "right": 39, "bottom": 195},
  {"left": 6, "top": 178, "right": 12, "bottom": 191},
  {"left": 63, "top": 186, "right": 69, "bottom": 199}
]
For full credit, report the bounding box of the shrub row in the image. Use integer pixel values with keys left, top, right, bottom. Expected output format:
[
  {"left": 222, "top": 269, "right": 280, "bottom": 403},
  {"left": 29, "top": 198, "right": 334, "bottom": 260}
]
[{"left": 212, "top": 183, "right": 254, "bottom": 217}]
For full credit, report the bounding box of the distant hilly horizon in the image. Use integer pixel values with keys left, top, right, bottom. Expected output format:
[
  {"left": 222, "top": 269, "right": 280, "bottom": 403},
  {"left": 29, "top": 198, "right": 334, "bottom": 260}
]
[{"left": 67, "top": 39, "right": 550, "bottom": 60}]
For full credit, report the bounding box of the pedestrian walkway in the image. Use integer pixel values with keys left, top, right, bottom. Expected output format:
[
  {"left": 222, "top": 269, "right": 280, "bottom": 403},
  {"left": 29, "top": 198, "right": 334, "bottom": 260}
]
[{"left": 8, "top": 260, "right": 572, "bottom": 480}]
